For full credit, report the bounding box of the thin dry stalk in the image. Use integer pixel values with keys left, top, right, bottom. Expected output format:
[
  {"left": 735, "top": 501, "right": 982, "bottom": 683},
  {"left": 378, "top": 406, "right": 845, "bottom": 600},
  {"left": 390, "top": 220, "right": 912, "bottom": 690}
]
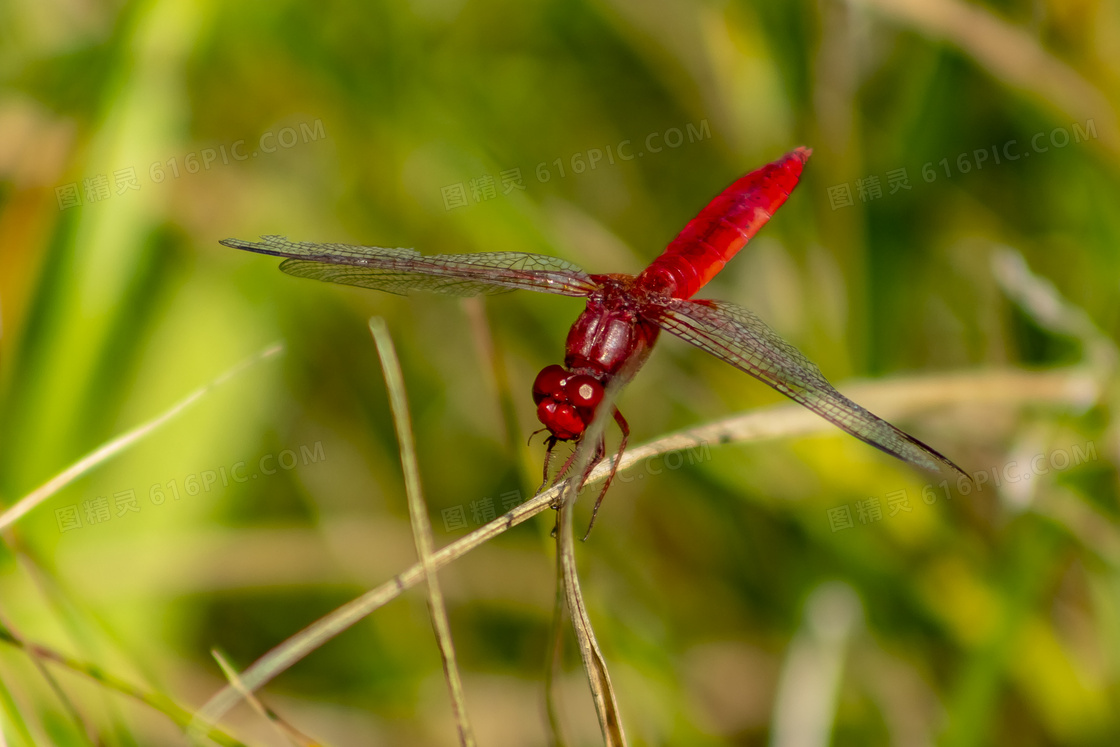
[
  {"left": 553, "top": 382, "right": 630, "bottom": 746},
  {"left": 462, "top": 297, "right": 523, "bottom": 455},
  {"left": 544, "top": 573, "right": 569, "bottom": 747},
  {"left": 556, "top": 498, "right": 627, "bottom": 746},
  {"left": 369, "top": 318, "right": 475, "bottom": 747}
]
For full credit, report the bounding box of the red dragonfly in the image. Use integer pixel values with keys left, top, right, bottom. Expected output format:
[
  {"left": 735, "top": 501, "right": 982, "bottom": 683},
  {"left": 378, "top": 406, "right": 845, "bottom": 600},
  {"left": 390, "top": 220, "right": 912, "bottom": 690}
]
[{"left": 223, "top": 147, "right": 965, "bottom": 525}]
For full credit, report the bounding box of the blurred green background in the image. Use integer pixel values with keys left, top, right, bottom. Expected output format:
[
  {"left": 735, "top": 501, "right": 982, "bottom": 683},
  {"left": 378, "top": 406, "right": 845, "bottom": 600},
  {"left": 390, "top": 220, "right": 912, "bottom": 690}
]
[{"left": 1, "top": 0, "right": 1119, "bottom": 744}]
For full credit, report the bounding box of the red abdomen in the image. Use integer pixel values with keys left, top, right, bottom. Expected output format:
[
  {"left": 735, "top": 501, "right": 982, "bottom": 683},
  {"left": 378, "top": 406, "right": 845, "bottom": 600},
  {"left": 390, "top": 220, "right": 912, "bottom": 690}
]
[{"left": 637, "top": 147, "right": 811, "bottom": 299}]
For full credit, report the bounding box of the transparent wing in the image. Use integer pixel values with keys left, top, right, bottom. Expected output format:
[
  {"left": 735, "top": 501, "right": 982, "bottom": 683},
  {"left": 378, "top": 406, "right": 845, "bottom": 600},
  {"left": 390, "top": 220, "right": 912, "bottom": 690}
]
[
  {"left": 222, "top": 236, "right": 598, "bottom": 297},
  {"left": 653, "top": 298, "right": 966, "bottom": 477}
]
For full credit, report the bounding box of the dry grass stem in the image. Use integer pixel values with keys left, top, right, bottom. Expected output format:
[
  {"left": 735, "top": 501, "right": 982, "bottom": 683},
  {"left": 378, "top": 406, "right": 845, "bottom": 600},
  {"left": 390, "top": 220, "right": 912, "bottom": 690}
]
[
  {"left": 553, "top": 379, "right": 630, "bottom": 746},
  {"left": 370, "top": 318, "right": 475, "bottom": 747}
]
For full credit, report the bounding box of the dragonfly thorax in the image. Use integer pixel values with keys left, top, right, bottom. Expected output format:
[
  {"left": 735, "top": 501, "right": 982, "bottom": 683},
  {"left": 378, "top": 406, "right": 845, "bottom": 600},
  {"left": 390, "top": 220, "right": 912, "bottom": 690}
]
[
  {"left": 564, "top": 279, "right": 661, "bottom": 377},
  {"left": 532, "top": 364, "right": 605, "bottom": 440}
]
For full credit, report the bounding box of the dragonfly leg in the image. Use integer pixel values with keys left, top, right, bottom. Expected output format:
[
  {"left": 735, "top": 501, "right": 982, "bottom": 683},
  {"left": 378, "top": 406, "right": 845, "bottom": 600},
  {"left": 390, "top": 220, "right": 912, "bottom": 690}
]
[
  {"left": 551, "top": 443, "right": 580, "bottom": 482},
  {"left": 581, "top": 407, "right": 630, "bottom": 541},
  {"left": 537, "top": 435, "right": 559, "bottom": 496},
  {"left": 547, "top": 440, "right": 584, "bottom": 510}
]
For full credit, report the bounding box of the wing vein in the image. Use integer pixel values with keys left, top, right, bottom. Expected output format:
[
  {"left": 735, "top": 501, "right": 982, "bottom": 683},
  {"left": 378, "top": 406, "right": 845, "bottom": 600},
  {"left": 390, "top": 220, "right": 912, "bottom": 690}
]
[
  {"left": 653, "top": 298, "right": 965, "bottom": 477},
  {"left": 223, "top": 236, "right": 597, "bottom": 297}
]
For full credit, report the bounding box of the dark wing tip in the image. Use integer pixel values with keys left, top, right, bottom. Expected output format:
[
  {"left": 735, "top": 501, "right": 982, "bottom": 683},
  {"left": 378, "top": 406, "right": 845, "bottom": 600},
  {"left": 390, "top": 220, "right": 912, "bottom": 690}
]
[
  {"left": 220, "top": 236, "right": 291, "bottom": 259},
  {"left": 935, "top": 452, "right": 971, "bottom": 484},
  {"left": 895, "top": 429, "right": 969, "bottom": 483}
]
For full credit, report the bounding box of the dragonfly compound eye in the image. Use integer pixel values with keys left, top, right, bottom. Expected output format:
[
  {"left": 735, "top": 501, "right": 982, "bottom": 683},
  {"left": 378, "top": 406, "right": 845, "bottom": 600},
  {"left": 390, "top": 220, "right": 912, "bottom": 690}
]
[
  {"left": 536, "top": 399, "right": 585, "bottom": 440},
  {"left": 532, "top": 364, "right": 569, "bottom": 405},
  {"left": 565, "top": 375, "right": 604, "bottom": 409}
]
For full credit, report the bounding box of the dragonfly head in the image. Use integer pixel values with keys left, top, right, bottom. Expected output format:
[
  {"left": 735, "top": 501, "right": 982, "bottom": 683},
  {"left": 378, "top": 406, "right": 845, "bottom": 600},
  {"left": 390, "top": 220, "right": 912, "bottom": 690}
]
[{"left": 532, "top": 364, "right": 605, "bottom": 441}]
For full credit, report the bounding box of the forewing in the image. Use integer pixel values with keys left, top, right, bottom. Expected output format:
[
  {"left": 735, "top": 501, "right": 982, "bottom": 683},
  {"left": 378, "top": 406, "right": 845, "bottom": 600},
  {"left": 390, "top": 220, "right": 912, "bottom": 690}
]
[
  {"left": 653, "top": 298, "right": 966, "bottom": 477},
  {"left": 221, "top": 236, "right": 597, "bottom": 297}
]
